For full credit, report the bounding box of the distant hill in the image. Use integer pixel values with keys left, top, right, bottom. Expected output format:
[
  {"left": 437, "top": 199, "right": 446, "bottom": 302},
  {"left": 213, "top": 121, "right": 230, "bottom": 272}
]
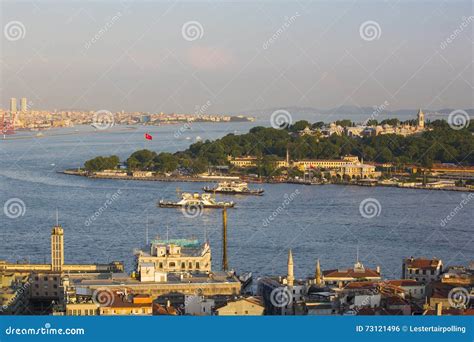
[{"left": 235, "top": 105, "right": 474, "bottom": 124}]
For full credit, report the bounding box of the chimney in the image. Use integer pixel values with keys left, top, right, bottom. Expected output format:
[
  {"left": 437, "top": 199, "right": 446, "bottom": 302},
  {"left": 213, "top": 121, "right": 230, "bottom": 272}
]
[{"left": 436, "top": 302, "right": 442, "bottom": 316}]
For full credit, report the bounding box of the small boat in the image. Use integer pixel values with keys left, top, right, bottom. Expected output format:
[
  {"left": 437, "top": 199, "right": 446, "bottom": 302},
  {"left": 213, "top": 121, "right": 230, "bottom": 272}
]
[
  {"left": 203, "top": 181, "right": 264, "bottom": 196},
  {"left": 158, "top": 192, "right": 235, "bottom": 208}
]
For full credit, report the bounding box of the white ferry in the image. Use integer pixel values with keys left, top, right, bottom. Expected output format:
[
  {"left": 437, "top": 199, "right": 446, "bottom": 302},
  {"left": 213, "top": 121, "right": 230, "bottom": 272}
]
[
  {"left": 203, "top": 181, "right": 264, "bottom": 196},
  {"left": 158, "top": 192, "right": 235, "bottom": 208}
]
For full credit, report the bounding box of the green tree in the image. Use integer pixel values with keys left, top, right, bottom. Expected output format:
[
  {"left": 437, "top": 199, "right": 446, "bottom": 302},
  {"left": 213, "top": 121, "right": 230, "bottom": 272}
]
[
  {"left": 84, "top": 155, "right": 120, "bottom": 172},
  {"left": 155, "top": 153, "right": 178, "bottom": 172}
]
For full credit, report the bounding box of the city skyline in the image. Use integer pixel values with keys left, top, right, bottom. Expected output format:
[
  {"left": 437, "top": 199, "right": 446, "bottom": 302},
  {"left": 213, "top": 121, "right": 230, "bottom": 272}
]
[{"left": 1, "top": 1, "right": 472, "bottom": 114}]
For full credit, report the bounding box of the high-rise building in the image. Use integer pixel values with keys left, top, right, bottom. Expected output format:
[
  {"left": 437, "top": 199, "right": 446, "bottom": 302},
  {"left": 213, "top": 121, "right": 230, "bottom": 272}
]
[
  {"left": 20, "top": 97, "right": 28, "bottom": 112},
  {"left": 51, "top": 224, "right": 64, "bottom": 272},
  {"left": 10, "top": 98, "right": 17, "bottom": 113}
]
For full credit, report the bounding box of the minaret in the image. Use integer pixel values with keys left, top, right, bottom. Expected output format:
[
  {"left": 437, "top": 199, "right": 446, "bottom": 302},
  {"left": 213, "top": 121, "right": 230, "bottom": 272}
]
[
  {"left": 51, "top": 210, "right": 64, "bottom": 272},
  {"left": 417, "top": 109, "right": 425, "bottom": 129},
  {"left": 287, "top": 249, "right": 294, "bottom": 287},
  {"left": 286, "top": 147, "right": 290, "bottom": 167},
  {"left": 315, "top": 259, "right": 322, "bottom": 286}
]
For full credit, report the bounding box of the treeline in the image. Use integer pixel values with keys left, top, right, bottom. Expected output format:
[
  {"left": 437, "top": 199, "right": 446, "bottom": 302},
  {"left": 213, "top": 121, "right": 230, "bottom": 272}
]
[
  {"left": 180, "top": 119, "right": 473, "bottom": 167},
  {"left": 83, "top": 119, "right": 474, "bottom": 173}
]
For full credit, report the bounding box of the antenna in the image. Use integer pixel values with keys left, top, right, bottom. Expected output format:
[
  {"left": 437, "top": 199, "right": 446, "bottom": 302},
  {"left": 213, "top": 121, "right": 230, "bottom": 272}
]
[
  {"left": 56, "top": 208, "right": 59, "bottom": 226},
  {"left": 356, "top": 245, "right": 359, "bottom": 264}
]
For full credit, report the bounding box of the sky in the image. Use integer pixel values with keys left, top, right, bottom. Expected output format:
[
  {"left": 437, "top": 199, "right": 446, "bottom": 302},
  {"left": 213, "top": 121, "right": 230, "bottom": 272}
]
[{"left": 0, "top": 0, "right": 473, "bottom": 114}]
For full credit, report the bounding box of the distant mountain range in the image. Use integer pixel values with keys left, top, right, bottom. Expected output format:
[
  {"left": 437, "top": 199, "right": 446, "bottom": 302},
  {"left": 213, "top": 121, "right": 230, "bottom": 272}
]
[{"left": 237, "top": 106, "right": 474, "bottom": 123}]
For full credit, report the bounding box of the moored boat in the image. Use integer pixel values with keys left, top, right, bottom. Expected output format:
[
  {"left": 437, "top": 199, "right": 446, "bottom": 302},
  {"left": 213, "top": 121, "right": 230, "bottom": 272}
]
[
  {"left": 158, "top": 192, "right": 235, "bottom": 208},
  {"left": 203, "top": 181, "right": 264, "bottom": 195}
]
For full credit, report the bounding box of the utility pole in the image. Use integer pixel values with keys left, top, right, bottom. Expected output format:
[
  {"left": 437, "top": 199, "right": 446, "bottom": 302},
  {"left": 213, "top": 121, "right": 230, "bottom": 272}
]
[{"left": 222, "top": 208, "right": 228, "bottom": 272}]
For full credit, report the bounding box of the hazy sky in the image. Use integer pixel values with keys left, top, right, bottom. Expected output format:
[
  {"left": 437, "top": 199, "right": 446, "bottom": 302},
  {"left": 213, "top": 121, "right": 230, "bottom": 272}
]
[{"left": 1, "top": 0, "right": 473, "bottom": 113}]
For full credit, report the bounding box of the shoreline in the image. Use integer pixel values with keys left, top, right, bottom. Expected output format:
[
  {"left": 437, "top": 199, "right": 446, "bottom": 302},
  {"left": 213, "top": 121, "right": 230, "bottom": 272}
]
[{"left": 60, "top": 170, "right": 474, "bottom": 192}]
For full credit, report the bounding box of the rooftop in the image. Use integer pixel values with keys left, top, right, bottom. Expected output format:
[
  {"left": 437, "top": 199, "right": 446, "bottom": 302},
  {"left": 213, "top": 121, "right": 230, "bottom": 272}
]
[{"left": 404, "top": 257, "right": 441, "bottom": 270}]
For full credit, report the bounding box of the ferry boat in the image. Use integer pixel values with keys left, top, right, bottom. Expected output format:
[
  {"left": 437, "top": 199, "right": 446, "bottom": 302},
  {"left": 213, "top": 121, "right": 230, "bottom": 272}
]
[
  {"left": 158, "top": 192, "right": 235, "bottom": 208},
  {"left": 203, "top": 181, "right": 264, "bottom": 196}
]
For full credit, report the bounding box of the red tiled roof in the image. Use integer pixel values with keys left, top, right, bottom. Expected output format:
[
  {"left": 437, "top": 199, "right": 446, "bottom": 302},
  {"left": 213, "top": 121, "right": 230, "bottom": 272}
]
[
  {"left": 424, "top": 308, "right": 474, "bottom": 316},
  {"left": 344, "top": 281, "right": 378, "bottom": 289},
  {"left": 323, "top": 268, "right": 380, "bottom": 279},
  {"left": 405, "top": 258, "right": 441, "bottom": 270},
  {"left": 386, "top": 279, "right": 422, "bottom": 287}
]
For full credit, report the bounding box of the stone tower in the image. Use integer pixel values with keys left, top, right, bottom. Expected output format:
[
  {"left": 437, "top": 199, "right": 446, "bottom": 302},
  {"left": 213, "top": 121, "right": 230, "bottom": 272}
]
[
  {"left": 287, "top": 249, "right": 294, "bottom": 287},
  {"left": 51, "top": 223, "right": 64, "bottom": 272},
  {"left": 315, "top": 259, "right": 322, "bottom": 286},
  {"left": 417, "top": 109, "right": 425, "bottom": 129}
]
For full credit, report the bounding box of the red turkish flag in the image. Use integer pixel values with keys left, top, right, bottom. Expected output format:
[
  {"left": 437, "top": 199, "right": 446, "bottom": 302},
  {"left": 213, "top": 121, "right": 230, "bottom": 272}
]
[{"left": 145, "top": 133, "right": 153, "bottom": 140}]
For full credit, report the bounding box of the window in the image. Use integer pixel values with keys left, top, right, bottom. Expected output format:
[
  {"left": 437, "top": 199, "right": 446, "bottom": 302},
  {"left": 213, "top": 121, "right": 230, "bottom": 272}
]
[
  {"left": 53, "top": 284, "right": 57, "bottom": 289},
  {"left": 159, "top": 263, "right": 163, "bottom": 269},
  {"left": 181, "top": 262, "right": 185, "bottom": 269},
  {"left": 196, "top": 262, "right": 200, "bottom": 269},
  {"left": 169, "top": 262, "right": 176, "bottom": 267},
  {"left": 44, "top": 276, "right": 48, "bottom": 281}
]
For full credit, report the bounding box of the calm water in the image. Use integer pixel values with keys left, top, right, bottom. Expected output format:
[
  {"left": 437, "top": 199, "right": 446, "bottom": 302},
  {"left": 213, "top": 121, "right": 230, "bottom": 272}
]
[{"left": 0, "top": 122, "right": 472, "bottom": 280}]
